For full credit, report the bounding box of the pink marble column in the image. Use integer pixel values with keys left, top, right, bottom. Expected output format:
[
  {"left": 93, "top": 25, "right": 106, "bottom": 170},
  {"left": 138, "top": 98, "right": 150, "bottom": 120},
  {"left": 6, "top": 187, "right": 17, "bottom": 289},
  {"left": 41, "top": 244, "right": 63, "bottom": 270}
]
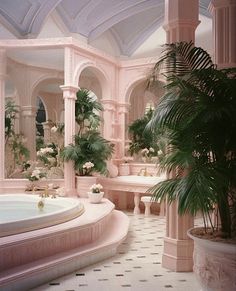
[
  {"left": 60, "top": 85, "right": 78, "bottom": 196},
  {"left": 42, "top": 120, "right": 53, "bottom": 144},
  {"left": 209, "top": 0, "right": 236, "bottom": 68},
  {"left": 117, "top": 103, "right": 130, "bottom": 158},
  {"left": 20, "top": 106, "right": 37, "bottom": 160},
  {"left": 100, "top": 99, "right": 116, "bottom": 140},
  {"left": 0, "top": 49, "right": 6, "bottom": 180},
  {"left": 161, "top": 0, "right": 199, "bottom": 272}
]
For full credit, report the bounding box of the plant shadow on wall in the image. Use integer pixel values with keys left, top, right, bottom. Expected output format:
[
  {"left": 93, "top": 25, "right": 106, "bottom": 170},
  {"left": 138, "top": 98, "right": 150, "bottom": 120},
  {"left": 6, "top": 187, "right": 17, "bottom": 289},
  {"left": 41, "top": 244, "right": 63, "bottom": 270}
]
[
  {"left": 146, "top": 41, "right": 236, "bottom": 290},
  {"left": 61, "top": 89, "right": 114, "bottom": 177}
]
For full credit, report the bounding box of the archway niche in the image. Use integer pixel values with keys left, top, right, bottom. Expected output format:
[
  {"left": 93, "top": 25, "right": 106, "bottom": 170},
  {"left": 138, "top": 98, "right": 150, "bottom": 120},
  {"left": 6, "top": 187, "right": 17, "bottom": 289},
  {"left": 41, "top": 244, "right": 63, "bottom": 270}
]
[{"left": 79, "top": 66, "right": 108, "bottom": 135}]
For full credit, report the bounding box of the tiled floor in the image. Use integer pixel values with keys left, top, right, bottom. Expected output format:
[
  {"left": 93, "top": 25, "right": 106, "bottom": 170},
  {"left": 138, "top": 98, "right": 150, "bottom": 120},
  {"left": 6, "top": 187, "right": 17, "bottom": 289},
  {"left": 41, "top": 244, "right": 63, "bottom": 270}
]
[{"left": 32, "top": 212, "right": 200, "bottom": 291}]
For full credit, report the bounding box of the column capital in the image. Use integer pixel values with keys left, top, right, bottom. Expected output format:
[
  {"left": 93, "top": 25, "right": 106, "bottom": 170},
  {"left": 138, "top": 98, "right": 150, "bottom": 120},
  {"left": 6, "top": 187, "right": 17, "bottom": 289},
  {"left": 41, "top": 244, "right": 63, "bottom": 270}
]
[
  {"left": 117, "top": 103, "right": 130, "bottom": 114},
  {"left": 163, "top": 19, "right": 200, "bottom": 31},
  {"left": 100, "top": 99, "right": 116, "bottom": 111},
  {"left": 60, "top": 85, "right": 79, "bottom": 100},
  {"left": 20, "top": 105, "right": 37, "bottom": 117},
  {"left": 209, "top": 0, "right": 236, "bottom": 12}
]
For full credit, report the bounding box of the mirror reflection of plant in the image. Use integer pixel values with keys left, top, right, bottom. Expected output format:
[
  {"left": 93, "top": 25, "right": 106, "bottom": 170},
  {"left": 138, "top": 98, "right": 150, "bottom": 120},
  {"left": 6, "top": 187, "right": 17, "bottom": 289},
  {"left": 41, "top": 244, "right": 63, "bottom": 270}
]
[
  {"left": 5, "top": 100, "right": 29, "bottom": 177},
  {"left": 75, "top": 89, "right": 102, "bottom": 134},
  {"left": 62, "top": 89, "right": 114, "bottom": 176},
  {"left": 128, "top": 108, "right": 159, "bottom": 156}
]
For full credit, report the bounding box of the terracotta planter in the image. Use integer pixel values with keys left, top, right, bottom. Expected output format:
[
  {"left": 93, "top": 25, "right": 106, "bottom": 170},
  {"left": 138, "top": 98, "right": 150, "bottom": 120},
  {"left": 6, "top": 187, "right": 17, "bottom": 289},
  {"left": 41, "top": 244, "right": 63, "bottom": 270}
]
[
  {"left": 76, "top": 176, "right": 97, "bottom": 197},
  {"left": 118, "top": 163, "right": 130, "bottom": 176},
  {"left": 188, "top": 228, "right": 236, "bottom": 291},
  {"left": 87, "top": 191, "right": 104, "bottom": 203}
]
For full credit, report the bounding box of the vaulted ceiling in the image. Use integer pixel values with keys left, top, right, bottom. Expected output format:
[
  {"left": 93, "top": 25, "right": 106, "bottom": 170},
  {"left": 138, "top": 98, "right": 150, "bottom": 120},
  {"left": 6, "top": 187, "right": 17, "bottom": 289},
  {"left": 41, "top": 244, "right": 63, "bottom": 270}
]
[{"left": 0, "top": 0, "right": 211, "bottom": 56}]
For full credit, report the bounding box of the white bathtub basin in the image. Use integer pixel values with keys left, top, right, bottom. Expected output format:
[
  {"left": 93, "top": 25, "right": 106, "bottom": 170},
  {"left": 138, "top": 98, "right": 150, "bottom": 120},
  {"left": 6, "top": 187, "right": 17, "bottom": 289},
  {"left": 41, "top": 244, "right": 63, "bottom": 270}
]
[{"left": 0, "top": 194, "right": 84, "bottom": 237}]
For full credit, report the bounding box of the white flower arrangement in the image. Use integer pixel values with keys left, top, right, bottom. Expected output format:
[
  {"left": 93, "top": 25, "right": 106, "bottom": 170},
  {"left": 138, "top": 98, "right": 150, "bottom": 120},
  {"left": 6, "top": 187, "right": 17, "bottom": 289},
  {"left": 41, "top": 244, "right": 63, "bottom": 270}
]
[
  {"left": 51, "top": 126, "right": 58, "bottom": 133},
  {"left": 82, "top": 161, "right": 94, "bottom": 176},
  {"left": 37, "top": 147, "right": 54, "bottom": 156},
  {"left": 28, "top": 167, "right": 46, "bottom": 181},
  {"left": 90, "top": 183, "right": 103, "bottom": 193}
]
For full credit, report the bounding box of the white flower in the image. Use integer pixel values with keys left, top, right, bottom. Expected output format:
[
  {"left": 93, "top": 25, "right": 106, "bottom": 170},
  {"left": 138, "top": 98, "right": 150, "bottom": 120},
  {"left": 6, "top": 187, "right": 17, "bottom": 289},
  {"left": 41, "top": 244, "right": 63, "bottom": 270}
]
[
  {"left": 83, "top": 162, "right": 94, "bottom": 169},
  {"left": 149, "top": 147, "right": 155, "bottom": 153},
  {"left": 90, "top": 183, "right": 103, "bottom": 193},
  {"left": 157, "top": 150, "right": 163, "bottom": 155},
  {"left": 56, "top": 187, "right": 65, "bottom": 197},
  {"left": 141, "top": 148, "right": 149, "bottom": 155},
  {"left": 51, "top": 126, "right": 58, "bottom": 133}
]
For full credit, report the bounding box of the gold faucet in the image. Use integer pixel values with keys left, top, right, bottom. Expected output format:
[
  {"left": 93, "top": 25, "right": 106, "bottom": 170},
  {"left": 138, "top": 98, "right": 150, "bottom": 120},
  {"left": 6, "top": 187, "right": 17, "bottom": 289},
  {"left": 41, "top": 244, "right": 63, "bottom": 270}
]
[{"left": 138, "top": 167, "right": 149, "bottom": 176}]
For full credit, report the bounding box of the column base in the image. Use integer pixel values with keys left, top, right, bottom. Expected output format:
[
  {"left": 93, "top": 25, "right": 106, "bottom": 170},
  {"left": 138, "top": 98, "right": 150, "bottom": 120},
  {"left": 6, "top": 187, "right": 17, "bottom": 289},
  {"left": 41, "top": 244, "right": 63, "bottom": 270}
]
[{"left": 162, "top": 237, "right": 193, "bottom": 272}]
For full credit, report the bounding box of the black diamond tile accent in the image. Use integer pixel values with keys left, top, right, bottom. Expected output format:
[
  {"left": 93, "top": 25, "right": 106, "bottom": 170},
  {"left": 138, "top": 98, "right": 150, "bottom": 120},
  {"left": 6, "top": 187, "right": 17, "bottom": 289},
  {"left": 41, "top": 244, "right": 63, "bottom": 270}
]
[
  {"left": 153, "top": 262, "right": 161, "bottom": 264},
  {"left": 121, "top": 285, "right": 132, "bottom": 287},
  {"left": 139, "top": 280, "right": 148, "bottom": 282},
  {"left": 137, "top": 256, "right": 146, "bottom": 258},
  {"left": 76, "top": 273, "right": 85, "bottom": 276},
  {"left": 179, "top": 279, "right": 187, "bottom": 282},
  {"left": 79, "top": 284, "right": 88, "bottom": 287},
  {"left": 154, "top": 275, "right": 163, "bottom": 277},
  {"left": 98, "top": 279, "right": 109, "bottom": 281},
  {"left": 116, "top": 274, "right": 124, "bottom": 276},
  {"left": 125, "top": 270, "right": 132, "bottom": 272},
  {"left": 103, "top": 265, "right": 112, "bottom": 268},
  {"left": 93, "top": 269, "right": 101, "bottom": 271},
  {"left": 164, "top": 285, "right": 173, "bottom": 288},
  {"left": 125, "top": 258, "right": 133, "bottom": 261},
  {"left": 150, "top": 252, "right": 159, "bottom": 255},
  {"left": 133, "top": 266, "right": 142, "bottom": 268},
  {"left": 49, "top": 283, "right": 60, "bottom": 285},
  {"left": 113, "top": 261, "right": 121, "bottom": 264}
]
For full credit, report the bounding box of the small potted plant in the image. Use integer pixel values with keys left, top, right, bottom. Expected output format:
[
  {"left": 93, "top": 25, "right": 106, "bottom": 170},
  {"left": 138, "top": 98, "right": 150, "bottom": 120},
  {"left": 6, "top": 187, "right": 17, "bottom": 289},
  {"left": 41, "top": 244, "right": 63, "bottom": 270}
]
[{"left": 88, "top": 183, "right": 104, "bottom": 203}]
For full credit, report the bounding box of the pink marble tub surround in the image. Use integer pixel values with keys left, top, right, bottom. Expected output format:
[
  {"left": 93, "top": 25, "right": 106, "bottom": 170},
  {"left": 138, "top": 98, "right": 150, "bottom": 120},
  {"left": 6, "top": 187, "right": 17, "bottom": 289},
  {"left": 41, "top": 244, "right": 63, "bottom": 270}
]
[
  {"left": 0, "top": 194, "right": 84, "bottom": 237},
  {"left": 0, "top": 201, "right": 129, "bottom": 291},
  {"left": 0, "top": 198, "right": 115, "bottom": 272}
]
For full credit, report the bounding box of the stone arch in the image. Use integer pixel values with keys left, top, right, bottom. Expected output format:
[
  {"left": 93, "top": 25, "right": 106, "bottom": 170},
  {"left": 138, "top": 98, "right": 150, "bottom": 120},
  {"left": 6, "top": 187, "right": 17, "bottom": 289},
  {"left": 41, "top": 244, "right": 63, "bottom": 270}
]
[
  {"left": 31, "top": 75, "right": 64, "bottom": 120},
  {"left": 73, "top": 60, "right": 111, "bottom": 100}
]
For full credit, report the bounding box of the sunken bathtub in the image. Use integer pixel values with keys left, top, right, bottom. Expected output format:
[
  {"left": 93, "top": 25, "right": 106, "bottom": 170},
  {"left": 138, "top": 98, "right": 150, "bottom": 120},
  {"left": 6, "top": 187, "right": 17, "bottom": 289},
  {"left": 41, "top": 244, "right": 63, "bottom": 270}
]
[{"left": 0, "top": 194, "right": 84, "bottom": 237}]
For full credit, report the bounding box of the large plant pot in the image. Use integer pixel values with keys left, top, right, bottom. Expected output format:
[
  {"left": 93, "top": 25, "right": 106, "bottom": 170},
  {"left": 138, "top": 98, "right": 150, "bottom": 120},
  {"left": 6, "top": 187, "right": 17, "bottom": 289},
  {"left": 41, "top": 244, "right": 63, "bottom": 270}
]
[
  {"left": 188, "top": 228, "right": 236, "bottom": 291},
  {"left": 76, "top": 176, "right": 97, "bottom": 198}
]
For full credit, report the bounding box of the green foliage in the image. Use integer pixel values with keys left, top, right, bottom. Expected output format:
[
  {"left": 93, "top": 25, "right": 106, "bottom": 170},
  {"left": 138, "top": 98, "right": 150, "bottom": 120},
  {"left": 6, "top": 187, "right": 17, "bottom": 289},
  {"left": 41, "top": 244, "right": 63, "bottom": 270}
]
[
  {"left": 5, "top": 100, "right": 29, "bottom": 175},
  {"left": 148, "top": 41, "right": 236, "bottom": 238},
  {"left": 128, "top": 108, "right": 159, "bottom": 155},
  {"left": 75, "top": 88, "right": 103, "bottom": 133},
  {"left": 62, "top": 89, "right": 114, "bottom": 176}
]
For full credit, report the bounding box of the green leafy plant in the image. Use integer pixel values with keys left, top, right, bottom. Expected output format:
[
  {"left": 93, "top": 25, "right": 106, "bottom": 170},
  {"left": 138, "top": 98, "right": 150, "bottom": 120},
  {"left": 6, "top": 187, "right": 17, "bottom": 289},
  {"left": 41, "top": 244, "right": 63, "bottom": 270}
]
[
  {"left": 147, "top": 41, "right": 236, "bottom": 238},
  {"left": 62, "top": 89, "right": 114, "bottom": 176},
  {"left": 128, "top": 108, "right": 159, "bottom": 156},
  {"left": 5, "top": 100, "right": 29, "bottom": 176}
]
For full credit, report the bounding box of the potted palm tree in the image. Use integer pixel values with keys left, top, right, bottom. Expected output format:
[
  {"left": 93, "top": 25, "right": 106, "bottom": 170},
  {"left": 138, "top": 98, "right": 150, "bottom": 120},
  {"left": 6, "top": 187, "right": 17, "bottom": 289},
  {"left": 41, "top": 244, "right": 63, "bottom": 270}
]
[
  {"left": 61, "top": 89, "right": 114, "bottom": 197},
  {"left": 147, "top": 42, "right": 236, "bottom": 291}
]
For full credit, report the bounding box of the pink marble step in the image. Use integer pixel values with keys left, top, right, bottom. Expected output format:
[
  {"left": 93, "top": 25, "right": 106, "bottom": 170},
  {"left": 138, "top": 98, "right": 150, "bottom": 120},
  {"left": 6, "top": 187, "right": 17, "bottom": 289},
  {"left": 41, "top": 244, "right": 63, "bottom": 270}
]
[{"left": 0, "top": 210, "right": 129, "bottom": 291}]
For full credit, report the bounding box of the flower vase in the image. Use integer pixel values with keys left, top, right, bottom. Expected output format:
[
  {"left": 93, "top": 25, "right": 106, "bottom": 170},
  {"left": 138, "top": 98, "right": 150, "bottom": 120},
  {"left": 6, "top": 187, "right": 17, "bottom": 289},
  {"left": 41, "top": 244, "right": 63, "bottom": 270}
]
[
  {"left": 76, "top": 176, "right": 97, "bottom": 197},
  {"left": 88, "top": 191, "right": 104, "bottom": 203},
  {"left": 119, "top": 163, "right": 130, "bottom": 176}
]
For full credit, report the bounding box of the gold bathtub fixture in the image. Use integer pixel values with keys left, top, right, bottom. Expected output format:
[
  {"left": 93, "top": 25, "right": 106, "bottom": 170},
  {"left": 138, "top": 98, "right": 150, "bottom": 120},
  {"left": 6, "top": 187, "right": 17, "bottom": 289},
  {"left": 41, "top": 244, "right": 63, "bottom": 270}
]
[{"left": 138, "top": 167, "right": 151, "bottom": 176}]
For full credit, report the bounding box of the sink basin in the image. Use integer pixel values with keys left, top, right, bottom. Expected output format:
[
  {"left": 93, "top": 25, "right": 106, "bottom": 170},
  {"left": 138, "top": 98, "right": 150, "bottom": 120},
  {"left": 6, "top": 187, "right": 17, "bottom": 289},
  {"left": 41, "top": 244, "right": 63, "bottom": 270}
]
[{"left": 114, "top": 174, "right": 166, "bottom": 185}]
